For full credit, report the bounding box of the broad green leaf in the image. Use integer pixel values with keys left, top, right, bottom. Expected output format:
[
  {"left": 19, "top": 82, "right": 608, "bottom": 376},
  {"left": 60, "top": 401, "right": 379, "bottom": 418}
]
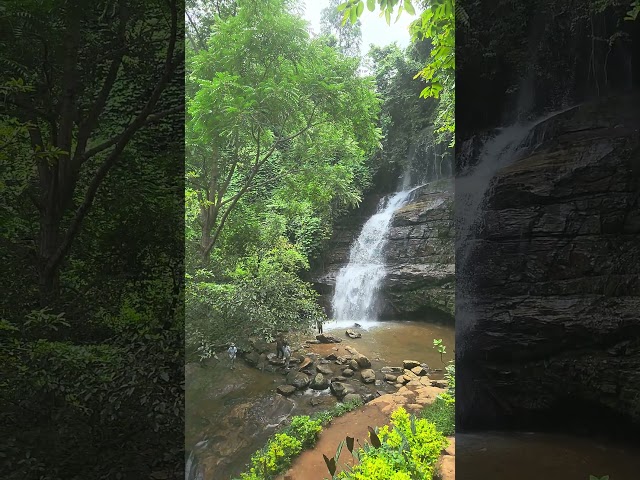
[
  {"left": 404, "top": 0, "right": 415, "bottom": 15},
  {"left": 349, "top": 6, "right": 357, "bottom": 24}
]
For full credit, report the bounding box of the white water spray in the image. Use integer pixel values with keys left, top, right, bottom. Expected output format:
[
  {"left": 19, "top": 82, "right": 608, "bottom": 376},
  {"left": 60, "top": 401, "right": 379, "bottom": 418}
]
[
  {"left": 331, "top": 187, "right": 417, "bottom": 327},
  {"left": 456, "top": 106, "right": 578, "bottom": 339}
]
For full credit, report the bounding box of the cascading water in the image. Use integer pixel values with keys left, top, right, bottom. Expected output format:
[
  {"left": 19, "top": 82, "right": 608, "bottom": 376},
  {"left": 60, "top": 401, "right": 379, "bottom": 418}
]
[
  {"left": 331, "top": 188, "right": 416, "bottom": 327},
  {"left": 456, "top": 106, "right": 578, "bottom": 338}
]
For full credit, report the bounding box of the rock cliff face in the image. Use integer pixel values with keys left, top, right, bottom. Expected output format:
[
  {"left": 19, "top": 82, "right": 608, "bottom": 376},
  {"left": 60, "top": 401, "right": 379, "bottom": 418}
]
[
  {"left": 457, "top": 95, "right": 640, "bottom": 432},
  {"left": 314, "top": 181, "right": 455, "bottom": 320}
]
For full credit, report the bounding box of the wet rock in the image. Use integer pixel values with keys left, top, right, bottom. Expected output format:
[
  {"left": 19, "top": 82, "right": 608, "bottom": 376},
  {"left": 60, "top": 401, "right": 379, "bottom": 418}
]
[
  {"left": 313, "top": 186, "right": 455, "bottom": 319},
  {"left": 286, "top": 371, "right": 310, "bottom": 390},
  {"left": 345, "top": 329, "right": 362, "bottom": 339},
  {"left": 343, "top": 393, "right": 362, "bottom": 404},
  {"left": 332, "top": 376, "right": 347, "bottom": 382},
  {"left": 316, "top": 333, "right": 342, "bottom": 344},
  {"left": 342, "top": 368, "right": 354, "bottom": 377},
  {"left": 384, "top": 374, "right": 398, "bottom": 383},
  {"left": 355, "top": 354, "right": 371, "bottom": 369},
  {"left": 330, "top": 381, "right": 348, "bottom": 398},
  {"left": 326, "top": 353, "right": 338, "bottom": 361},
  {"left": 277, "top": 385, "right": 296, "bottom": 396},
  {"left": 374, "top": 379, "right": 383, "bottom": 386},
  {"left": 267, "top": 353, "right": 285, "bottom": 366},
  {"left": 309, "top": 397, "right": 322, "bottom": 407},
  {"left": 298, "top": 357, "right": 312, "bottom": 370},
  {"left": 248, "top": 337, "right": 272, "bottom": 354},
  {"left": 403, "top": 360, "right": 421, "bottom": 369},
  {"left": 411, "top": 366, "right": 428, "bottom": 377},
  {"left": 360, "top": 369, "right": 376, "bottom": 384},
  {"left": 348, "top": 359, "right": 360, "bottom": 371},
  {"left": 310, "top": 373, "right": 329, "bottom": 390},
  {"left": 244, "top": 351, "right": 261, "bottom": 367},
  {"left": 458, "top": 97, "right": 640, "bottom": 428},
  {"left": 431, "top": 379, "right": 448, "bottom": 388},
  {"left": 306, "top": 339, "right": 321, "bottom": 344},
  {"left": 363, "top": 393, "right": 375, "bottom": 403},
  {"left": 316, "top": 364, "right": 333, "bottom": 375},
  {"left": 381, "top": 366, "right": 403, "bottom": 374}
]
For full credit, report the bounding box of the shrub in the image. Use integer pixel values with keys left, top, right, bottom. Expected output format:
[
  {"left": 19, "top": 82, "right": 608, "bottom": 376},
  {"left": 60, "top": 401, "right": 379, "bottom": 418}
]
[
  {"left": 420, "top": 394, "right": 455, "bottom": 436},
  {"left": 242, "top": 433, "right": 302, "bottom": 479},
  {"left": 286, "top": 416, "right": 322, "bottom": 448},
  {"left": 338, "top": 407, "right": 448, "bottom": 480}
]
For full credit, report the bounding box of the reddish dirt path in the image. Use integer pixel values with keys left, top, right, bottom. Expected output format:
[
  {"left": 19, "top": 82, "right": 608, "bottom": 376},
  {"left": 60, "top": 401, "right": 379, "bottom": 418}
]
[
  {"left": 277, "top": 402, "right": 389, "bottom": 480},
  {"left": 277, "top": 383, "right": 455, "bottom": 480}
]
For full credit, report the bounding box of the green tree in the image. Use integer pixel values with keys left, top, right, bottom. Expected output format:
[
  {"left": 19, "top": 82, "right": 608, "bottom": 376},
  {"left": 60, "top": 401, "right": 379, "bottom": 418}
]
[
  {"left": 0, "top": 0, "right": 184, "bottom": 305},
  {"left": 321, "top": 0, "right": 363, "bottom": 57},
  {"left": 185, "top": 0, "right": 381, "bottom": 347},
  {"left": 338, "top": 0, "right": 456, "bottom": 145}
]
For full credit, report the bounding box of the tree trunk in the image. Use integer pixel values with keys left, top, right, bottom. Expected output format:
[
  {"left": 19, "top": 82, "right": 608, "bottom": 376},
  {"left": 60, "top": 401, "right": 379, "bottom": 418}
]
[
  {"left": 199, "top": 225, "right": 212, "bottom": 267},
  {"left": 38, "top": 208, "right": 62, "bottom": 306}
]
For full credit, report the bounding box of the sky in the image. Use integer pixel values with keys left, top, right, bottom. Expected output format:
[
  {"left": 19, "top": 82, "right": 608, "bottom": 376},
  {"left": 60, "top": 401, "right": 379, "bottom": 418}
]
[{"left": 301, "top": 0, "right": 415, "bottom": 57}]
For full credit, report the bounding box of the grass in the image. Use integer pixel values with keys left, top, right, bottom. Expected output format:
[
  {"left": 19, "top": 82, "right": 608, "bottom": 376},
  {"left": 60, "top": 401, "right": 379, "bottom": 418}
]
[{"left": 420, "top": 394, "right": 455, "bottom": 436}]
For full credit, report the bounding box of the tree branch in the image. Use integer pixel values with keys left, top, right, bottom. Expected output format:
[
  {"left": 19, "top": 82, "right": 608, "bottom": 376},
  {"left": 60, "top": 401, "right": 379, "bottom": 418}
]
[
  {"left": 73, "top": 0, "right": 128, "bottom": 164},
  {"left": 77, "top": 104, "right": 184, "bottom": 163},
  {"left": 44, "top": 0, "right": 182, "bottom": 277}
]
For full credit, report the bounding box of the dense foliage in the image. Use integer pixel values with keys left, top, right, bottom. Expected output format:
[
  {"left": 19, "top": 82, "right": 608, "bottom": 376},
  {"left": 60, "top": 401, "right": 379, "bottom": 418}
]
[
  {"left": 336, "top": 407, "right": 448, "bottom": 480},
  {"left": 339, "top": 0, "right": 456, "bottom": 145},
  {"left": 185, "top": 0, "right": 382, "bottom": 352},
  {"left": 0, "top": 1, "right": 184, "bottom": 478},
  {"left": 366, "top": 42, "right": 442, "bottom": 189}
]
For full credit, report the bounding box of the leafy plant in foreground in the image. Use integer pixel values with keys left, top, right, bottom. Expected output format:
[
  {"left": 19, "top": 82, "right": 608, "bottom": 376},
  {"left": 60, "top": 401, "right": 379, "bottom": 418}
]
[{"left": 327, "top": 407, "right": 448, "bottom": 479}]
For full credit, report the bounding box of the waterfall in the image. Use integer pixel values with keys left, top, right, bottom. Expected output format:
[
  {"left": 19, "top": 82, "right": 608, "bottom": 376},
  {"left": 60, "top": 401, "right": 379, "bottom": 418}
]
[
  {"left": 331, "top": 187, "right": 417, "bottom": 327},
  {"left": 456, "top": 106, "right": 578, "bottom": 339},
  {"left": 185, "top": 450, "right": 204, "bottom": 480}
]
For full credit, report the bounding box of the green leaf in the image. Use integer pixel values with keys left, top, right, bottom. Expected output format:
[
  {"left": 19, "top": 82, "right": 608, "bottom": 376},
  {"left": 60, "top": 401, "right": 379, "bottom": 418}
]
[
  {"left": 349, "top": 7, "right": 357, "bottom": 24},
  {"left": 367, "top": 0, "right": 375, "bottom": 12},
  {"left": 384, "top": 8, "right": 391, "bottom": 25},
  {"left": 404, "top": 0, "right": 415, "bottom": 15},
  {"left": 356, "top": 1, "right": 364, "bottom": 16},
  {"left": 337, "top": 1, "right": 349, "bottom": 12}
]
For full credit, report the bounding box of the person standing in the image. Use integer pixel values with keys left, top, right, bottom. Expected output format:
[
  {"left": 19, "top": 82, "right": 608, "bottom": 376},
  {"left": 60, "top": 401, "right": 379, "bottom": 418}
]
[
  {"left": 282, "top": 343, "right": 291, "bottom": 369},
  {"left": 276, "top": 333, "right": 285, "bottom": 359},
  {"left": 316, "top": 318, "right": 323, "bottom": 334},
  {"left": 227, "top": 342, "right": 238, "bottom": 369}
]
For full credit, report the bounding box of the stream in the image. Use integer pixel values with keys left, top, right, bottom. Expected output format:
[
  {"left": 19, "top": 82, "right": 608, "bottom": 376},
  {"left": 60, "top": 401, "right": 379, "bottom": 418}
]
[{"left": 185, "top": 320, "right": 454, "bottom": 480}]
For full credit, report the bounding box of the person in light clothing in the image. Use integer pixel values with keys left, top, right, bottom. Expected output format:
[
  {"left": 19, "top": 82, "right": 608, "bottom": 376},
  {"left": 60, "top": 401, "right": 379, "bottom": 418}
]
[
  {"left": 227, "top": 342, "right": 238, "bottom": 369},
  {"left": 282, "top": 343, "right": 291, "bottom": 369}
]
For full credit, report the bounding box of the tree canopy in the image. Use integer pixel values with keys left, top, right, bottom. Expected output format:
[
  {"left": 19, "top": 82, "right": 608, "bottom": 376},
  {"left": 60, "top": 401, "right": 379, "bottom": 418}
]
[
  {"left": 185, "top": 0, "right": 381, "bottom": 350},
  {"left": 338, "top": 0, "right": 456, "bottom": 145},
  {"left": 1, "top": 1, "right": 184, "bottom": 478}
]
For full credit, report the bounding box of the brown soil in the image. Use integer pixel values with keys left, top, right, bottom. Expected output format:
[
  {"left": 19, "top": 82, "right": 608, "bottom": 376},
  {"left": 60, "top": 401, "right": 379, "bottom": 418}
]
[{"left": 277, "top": 380, "right": 455, "bottom": 480}]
